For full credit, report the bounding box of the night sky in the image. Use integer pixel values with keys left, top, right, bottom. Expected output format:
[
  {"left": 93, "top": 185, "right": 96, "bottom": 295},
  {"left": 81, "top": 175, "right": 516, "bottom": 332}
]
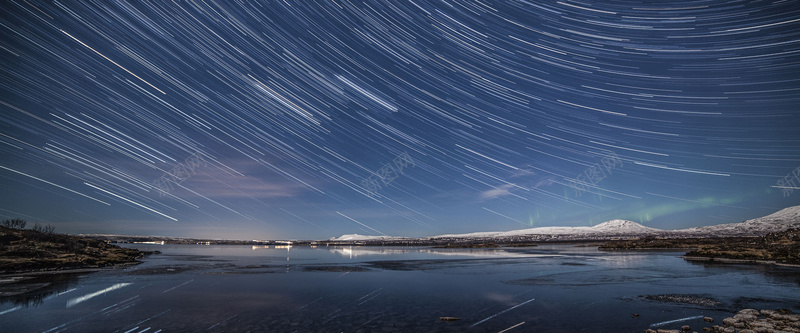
[{"left": 1, "top": 0, "right": 799, "bottom": 240}]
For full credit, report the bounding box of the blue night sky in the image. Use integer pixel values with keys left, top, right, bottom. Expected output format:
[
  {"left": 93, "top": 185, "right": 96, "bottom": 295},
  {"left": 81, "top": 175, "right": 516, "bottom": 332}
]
[{"left": 1, "top": 1, "right": 799, "bottom": 240}]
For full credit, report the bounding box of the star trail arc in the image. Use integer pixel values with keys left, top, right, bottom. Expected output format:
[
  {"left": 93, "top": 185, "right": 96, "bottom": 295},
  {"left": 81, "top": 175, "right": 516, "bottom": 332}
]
[{"left": 0, "top": 0, "right": 798, "bottom": 239}]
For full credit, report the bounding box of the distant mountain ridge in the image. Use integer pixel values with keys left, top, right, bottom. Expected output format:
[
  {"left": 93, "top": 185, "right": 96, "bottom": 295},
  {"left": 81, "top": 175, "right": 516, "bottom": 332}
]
[
  {"left": 431, "top": 219, "right": 662, "bottom": 239},
  {"left": 331, "top": 205, "right": 800, "bottom": 241},
  {"left": 590, "top": 219, "right": 662, "bottom": 233},
  {"left": 747, "top": 205, "right": 800, "bottom": 226},
  {"left": 680, "top": 205, "right": 800, "bottom": 236},
  {"left": 328, "top": 234, "right": 397, "bottom": 241}
]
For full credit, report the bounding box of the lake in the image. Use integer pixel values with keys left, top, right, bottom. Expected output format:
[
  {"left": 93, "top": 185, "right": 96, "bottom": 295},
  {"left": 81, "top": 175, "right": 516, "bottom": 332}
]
[{"left": 1, "top": 244, "right": 798, "bottom": 332}]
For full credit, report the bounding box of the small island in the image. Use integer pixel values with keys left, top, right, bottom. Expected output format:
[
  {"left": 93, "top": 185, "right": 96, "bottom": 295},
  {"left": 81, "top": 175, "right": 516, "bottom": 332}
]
[{"left": 0, "top": 219, "right": 154, "bottom": 274}]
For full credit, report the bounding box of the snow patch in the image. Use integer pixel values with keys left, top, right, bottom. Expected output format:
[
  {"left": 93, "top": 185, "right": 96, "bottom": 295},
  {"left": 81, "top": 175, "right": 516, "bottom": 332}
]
[
  {"left": 677, "top": 205, "right": 800, "bottom": 236},
  {"left": 591, "top": 219, "right": 661, "bottom": 233},
  {"left": 329, "top": 234, "right": 394, "bottom": 241},
  {"left": 433, "top": 220, "right": 662, "bottom": 238},
  {"left": 331, "top": 205, "right": 800, "bottom": 240}
]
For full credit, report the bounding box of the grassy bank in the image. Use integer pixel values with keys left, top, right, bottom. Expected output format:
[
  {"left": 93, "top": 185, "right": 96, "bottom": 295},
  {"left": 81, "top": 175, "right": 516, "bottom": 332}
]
[
  {"left": 0, "top": 222, "right": 154, "bottom": 274},
  {"left": 601, "top": 228, "right": 800, "bottom": 265}
]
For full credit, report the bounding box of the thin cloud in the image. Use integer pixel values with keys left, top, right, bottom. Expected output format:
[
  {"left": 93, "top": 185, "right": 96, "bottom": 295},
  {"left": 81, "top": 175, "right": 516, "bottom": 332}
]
[{"left": 480, "top": 184, "right": 515, "bottom": 200}]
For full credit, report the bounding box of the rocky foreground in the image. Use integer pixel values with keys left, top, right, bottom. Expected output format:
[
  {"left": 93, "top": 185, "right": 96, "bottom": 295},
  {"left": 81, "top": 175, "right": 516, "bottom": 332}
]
[
  {"left": 601, "top": 228, "right": 800, "bottom": 266},
  {"left": 645, "top": 309, "right": 800, "bottom": 333},
  {"left": 0, "top": 226, "right": 153, "bottom": 274}
]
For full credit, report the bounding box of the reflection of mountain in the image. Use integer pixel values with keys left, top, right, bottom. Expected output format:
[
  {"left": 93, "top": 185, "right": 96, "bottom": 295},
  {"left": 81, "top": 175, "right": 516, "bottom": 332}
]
[
  {"left": 327, "top": 246, "right": 551, "bottom": 259},
  {"left": 327, "top": 246, "right": 416, "bottom": 258}
]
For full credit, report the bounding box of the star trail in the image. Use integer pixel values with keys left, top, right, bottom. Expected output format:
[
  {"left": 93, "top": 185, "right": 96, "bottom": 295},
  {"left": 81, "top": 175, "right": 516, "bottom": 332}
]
[{"left": 1, "top": 0, "right": 798, "bottom": 239}]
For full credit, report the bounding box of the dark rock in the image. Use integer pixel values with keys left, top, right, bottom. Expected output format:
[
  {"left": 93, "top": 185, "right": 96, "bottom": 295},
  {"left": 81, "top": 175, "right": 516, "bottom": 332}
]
[
  {"left": 643, "top": 294, "right": 721, "bottom": 307},
  {"left": 722, "top": 317, "right": 738, "bottom": 326},
  {"left": 712, "top": 309, "right": 799, "bottom": 333}
]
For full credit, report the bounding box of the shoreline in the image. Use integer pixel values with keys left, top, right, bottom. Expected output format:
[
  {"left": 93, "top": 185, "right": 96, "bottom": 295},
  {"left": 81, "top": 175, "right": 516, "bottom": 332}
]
[
  {"left": 599, "top": 247, "right": 699, "bottom": 251},
  {"left": 683, "top": 256, "right": 800, "bottom": 269},
  {"left": 601, "top": 229, "right": 800, "bottom": 267},
  {"left": 0, "top": 261, "right": 143, "bottom": 278},
  {"left": 0, "top": 262, "right": 145, "bottom": 300},
  {"left": 1, "top": 225, "right": 160, "bottom": 276}
]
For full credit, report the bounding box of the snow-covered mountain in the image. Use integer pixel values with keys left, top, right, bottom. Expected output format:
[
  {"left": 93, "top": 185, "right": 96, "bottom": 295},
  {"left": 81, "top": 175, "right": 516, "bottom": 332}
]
[
  {"left": 432, "top": 206, "right": 800, "bottom": 239},
  {"left": 745, "top": 205, "right": 800, "bottom": 225},
  {"left": 328, "top": 205, "right": 800, "bottom": 241},
  {"left": 679, "top": 205, "right": 800, "bottom": 236},
  {"left": 328, "top": 234, "right": 397, "bottom": 241},
  {"left": 431, "top": 219, "right": 662, "bottom": 239},
  {"left": 590, "top": 219, "right": 663, "bottom": 233}
]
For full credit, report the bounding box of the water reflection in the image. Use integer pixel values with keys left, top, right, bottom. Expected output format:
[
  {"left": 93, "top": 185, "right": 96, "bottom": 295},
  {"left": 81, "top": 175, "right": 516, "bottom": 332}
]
[
  {"left": 328, "top": 246, "right": 417, "bottom": 258},
  {"left": 1, "top": 245, "right": 798, "bottom": 333},
  {"left": 686, "top": 260, "right": 800, "bottom": 287},
  {"left": 326, "top": 246, "right": 554, "bottom": 259},
  {"left": 252, "top": 244, "right": 292, "bottom": 261},
  {"left": 0, "top": 273, "right": 83, "bottom": 307}
]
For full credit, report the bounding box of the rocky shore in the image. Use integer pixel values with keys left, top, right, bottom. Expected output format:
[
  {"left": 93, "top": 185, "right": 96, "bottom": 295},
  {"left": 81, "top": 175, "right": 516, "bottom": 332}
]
[
  {"left": 645, "top": 309, "right": 800, "bottom": 333},
  {"left": 601, "top": 229, "right": 800, "bottom": 266},
  {"left": 0, "top": 224, "right": 160, "bottom": 306},
  {"left": 0, "top": 225, "right": 155, "bottom": 274},
  {"left": 710, "top": 309, "right": 800, "bottom": 333}
]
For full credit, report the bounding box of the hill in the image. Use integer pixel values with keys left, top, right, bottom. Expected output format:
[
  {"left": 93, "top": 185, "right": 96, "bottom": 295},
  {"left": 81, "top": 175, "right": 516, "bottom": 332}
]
[
  {"left": 428, "top": 219, "right": 662, "bottom": 240},
  {"left": 590, "top": 219, "right": 662, "bottom": 233},
  {"left": 0, "top": 225, "right": 153, "bottom": 274},
  {"left": 328, "top": 234, "right": 399, "bottom": 241},
  {"left": 426, "top": 205, "right": 800, "bottom": 240},
  {"left": 329, "top": 205, "right": 800, "bottom": 245},
  {"left": 678, "top": 205, "right": 800, "bottom": 236}
]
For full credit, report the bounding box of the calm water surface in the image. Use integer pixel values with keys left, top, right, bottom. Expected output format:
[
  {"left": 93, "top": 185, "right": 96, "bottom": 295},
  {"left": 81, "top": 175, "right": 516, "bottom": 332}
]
[{"left": 1, "top": 244, "right": 798, "bottom": 332}]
